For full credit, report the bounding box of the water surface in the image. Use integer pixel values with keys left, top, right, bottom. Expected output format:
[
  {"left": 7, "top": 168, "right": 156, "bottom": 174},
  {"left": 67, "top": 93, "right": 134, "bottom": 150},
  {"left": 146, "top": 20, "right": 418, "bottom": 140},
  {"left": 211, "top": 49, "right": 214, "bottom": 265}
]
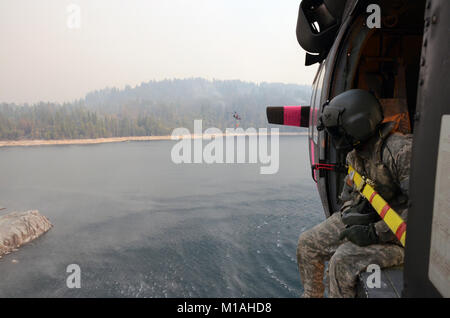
[{"left": 0, "top": 136, "right": 323, "bottom": 297}]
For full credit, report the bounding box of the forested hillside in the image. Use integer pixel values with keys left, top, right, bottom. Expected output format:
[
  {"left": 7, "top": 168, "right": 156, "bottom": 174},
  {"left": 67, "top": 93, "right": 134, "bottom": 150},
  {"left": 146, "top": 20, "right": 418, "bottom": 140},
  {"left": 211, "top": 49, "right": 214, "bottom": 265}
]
[{"left": 0, "top": 78, "right": 311, "bottom": 140}]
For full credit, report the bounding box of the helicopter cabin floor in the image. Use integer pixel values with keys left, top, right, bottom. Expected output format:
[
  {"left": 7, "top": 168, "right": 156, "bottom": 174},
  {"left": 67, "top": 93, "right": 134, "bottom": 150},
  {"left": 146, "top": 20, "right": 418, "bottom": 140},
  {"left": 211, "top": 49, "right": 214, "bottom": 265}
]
[{"left": 356, "top": 266, "right": 403, "bottom": 298}]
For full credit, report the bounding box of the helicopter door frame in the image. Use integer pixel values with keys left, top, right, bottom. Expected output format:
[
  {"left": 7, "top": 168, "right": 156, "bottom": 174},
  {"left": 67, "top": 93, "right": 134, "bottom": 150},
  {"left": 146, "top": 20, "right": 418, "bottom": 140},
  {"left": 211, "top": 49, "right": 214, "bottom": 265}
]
[
  {"left": 310, "top": 7, "right": 362, "bottom": 217},
  {"left": 403, "top": 0, "right": 449, "bottom": 298},
  {"left": 309, "top": 62, "right": 332, "bottom": 216}
]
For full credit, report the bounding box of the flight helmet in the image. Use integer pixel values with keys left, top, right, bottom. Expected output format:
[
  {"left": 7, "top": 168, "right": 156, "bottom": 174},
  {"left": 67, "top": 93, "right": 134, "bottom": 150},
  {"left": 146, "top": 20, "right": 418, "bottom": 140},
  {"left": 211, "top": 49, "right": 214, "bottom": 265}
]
[{"left": 317, "top": 89, "right": 383, "bottom": 150}]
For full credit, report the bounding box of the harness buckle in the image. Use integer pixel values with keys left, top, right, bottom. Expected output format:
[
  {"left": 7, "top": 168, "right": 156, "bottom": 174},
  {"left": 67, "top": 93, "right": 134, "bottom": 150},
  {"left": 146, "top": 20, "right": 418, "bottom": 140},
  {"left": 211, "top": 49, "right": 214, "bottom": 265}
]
[{"left": 365, "top": 177, "right": 376, "bottom": 187}]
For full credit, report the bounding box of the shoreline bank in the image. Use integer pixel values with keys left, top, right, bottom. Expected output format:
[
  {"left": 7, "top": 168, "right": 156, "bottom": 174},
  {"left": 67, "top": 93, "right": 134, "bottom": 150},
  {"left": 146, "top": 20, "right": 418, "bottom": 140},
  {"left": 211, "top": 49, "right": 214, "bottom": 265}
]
[{"left": 0, "top": 132, "right": 308, "bottom": 148}]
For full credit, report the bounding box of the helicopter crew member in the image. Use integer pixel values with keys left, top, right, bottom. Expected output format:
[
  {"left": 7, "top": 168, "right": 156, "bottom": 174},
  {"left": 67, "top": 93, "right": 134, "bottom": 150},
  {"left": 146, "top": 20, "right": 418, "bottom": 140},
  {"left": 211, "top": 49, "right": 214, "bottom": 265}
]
[{"left": 297, "top": 89, "right": 412, "bottom": 298}]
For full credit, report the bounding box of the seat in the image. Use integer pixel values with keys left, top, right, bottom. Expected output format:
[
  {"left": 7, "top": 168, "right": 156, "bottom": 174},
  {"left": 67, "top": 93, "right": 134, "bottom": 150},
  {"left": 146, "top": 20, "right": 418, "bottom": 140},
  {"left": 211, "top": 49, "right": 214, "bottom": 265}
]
[
  {"left": 356, "top": 266, "right": 404, "bottom": 298},
  {"left": 380, "top": 98, "right": 411, "bottom": 134},
  {"left": 360, "top": 60, "right": 412, "bottom": 134}
]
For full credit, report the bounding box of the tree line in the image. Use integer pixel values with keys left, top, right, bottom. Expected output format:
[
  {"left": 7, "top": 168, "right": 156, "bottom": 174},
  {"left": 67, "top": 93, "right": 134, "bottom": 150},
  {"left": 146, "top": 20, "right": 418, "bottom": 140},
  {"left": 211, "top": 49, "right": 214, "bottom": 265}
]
[{"left": 0, "top": 78, "right": 311, "bottom": 140}]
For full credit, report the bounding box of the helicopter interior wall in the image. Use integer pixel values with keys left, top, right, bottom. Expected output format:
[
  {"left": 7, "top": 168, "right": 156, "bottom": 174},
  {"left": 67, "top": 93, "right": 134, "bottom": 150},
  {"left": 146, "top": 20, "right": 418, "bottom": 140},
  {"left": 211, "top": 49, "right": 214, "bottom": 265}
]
[
  {"left": 326, "top": 0, "right": 425, "bottom": 214},
  {"left": 352, "top": 31, "right": 423, "bottom": 133},
  {"left": 351, "top": 0, "right": 425, "bottom": 132}
]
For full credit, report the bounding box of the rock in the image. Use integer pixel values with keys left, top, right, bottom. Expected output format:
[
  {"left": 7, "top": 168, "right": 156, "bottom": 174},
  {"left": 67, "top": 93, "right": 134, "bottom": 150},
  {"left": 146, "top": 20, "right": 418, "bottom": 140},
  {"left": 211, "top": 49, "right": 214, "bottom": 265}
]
[{"left": 0, "top": 210, "right": 52, "bottom": 257}]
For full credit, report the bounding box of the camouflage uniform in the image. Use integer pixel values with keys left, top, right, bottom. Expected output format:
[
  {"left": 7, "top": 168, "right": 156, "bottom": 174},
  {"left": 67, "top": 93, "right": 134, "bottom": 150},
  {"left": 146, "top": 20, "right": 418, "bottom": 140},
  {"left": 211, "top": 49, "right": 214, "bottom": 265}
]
[{"left": 297, "top": 123, "right": 413, "bottom": 298}]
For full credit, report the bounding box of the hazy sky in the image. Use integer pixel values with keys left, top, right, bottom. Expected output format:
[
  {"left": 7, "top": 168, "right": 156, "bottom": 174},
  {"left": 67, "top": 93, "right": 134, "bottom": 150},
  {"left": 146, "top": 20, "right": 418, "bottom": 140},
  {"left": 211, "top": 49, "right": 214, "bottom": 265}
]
[{"left": 0, "top": 0, "right": 318, "bottom": 104}]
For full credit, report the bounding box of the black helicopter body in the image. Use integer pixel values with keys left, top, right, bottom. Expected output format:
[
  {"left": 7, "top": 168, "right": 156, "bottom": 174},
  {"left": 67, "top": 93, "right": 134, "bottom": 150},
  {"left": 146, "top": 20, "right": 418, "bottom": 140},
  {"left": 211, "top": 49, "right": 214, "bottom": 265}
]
[{"left": 268, "top": 0, "right": 449, "bottom": 297}]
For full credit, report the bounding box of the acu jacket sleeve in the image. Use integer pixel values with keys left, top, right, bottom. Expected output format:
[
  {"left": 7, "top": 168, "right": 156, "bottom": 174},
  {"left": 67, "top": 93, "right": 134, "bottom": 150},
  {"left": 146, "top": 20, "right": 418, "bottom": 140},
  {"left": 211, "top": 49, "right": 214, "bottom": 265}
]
[{"left": 374, "top": 133, "right": 413, "bottom": 244}]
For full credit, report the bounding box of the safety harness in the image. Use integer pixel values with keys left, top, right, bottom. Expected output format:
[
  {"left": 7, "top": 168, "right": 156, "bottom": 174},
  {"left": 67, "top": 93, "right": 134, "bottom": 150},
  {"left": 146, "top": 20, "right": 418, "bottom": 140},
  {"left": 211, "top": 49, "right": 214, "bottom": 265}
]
[{"left": 347, "top": 165, "right": 407, "bottom": 246}]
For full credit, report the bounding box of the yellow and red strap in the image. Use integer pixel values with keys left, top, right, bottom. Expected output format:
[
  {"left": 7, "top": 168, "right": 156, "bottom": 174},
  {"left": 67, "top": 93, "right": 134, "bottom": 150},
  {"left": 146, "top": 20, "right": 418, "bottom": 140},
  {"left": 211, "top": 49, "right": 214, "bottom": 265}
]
[{"left": 348, "top": 165, "right": 406, "bottom": 246}]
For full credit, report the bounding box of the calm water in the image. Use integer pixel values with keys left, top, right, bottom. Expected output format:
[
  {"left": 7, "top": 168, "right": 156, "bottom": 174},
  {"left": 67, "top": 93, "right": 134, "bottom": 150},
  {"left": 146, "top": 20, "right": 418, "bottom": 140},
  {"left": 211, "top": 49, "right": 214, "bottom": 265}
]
[{"left": 0, "top": 136, "right": 323, "bottom": 297}]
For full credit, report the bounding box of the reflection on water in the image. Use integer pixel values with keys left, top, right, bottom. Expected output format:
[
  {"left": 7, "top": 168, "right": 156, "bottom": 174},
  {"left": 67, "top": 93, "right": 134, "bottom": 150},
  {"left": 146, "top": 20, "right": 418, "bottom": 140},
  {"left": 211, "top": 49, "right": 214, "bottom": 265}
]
[{"left": 0, "top": 136, "right": 323, "bottom": 297}]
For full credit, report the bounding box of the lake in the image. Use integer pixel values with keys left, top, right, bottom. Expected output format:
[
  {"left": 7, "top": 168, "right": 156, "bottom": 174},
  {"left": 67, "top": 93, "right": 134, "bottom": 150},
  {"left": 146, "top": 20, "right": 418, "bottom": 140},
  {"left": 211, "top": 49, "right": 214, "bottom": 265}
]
[{"left": 0, "top": 136, "right": 323, "bottom": 297}]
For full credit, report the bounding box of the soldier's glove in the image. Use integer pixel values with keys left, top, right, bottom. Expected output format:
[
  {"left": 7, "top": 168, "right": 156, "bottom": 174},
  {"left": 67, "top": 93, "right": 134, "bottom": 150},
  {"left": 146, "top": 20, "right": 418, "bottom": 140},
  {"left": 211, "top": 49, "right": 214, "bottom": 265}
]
[
  {"left": 339, "top": 224, "right": 379, "bottom": 247},
  {"left": 341, "top": 200, "right": 381, "bottom": 226}
]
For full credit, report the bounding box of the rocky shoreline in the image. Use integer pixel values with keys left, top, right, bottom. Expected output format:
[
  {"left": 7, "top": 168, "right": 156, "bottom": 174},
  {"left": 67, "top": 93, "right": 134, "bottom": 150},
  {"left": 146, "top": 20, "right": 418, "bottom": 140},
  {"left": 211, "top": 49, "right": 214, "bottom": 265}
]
[{"left": 0, "top": 210, "right": 53, "bottom": 258}]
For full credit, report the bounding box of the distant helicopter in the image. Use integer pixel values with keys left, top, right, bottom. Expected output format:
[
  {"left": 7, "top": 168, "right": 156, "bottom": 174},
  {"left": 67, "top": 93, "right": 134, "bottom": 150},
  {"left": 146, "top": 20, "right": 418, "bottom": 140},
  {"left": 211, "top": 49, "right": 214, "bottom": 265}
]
[
  {"left": 267, "top": 0, "right": 449, "bottom": 298},
  {"left": 232, "top": 111, "right": 242, "bottom": 127}
]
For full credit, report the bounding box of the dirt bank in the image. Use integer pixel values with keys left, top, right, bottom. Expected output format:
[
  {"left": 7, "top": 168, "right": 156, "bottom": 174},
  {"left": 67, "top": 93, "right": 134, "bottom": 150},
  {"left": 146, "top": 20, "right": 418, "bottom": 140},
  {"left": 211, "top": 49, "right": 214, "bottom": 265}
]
[{"left": 0, "top": 132, "right": 307, "bottom": 148}]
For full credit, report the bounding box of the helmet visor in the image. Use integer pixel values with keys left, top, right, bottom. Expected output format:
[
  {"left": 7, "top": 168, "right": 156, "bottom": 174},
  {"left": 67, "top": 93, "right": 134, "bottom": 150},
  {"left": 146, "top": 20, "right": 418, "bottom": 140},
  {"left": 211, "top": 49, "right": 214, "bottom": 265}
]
[
  {"left": 325, "top": 125, "right": 355, "bottom": 151},
  {"left": 324, "top": 125, "right": 343, "bottom": 139}
]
